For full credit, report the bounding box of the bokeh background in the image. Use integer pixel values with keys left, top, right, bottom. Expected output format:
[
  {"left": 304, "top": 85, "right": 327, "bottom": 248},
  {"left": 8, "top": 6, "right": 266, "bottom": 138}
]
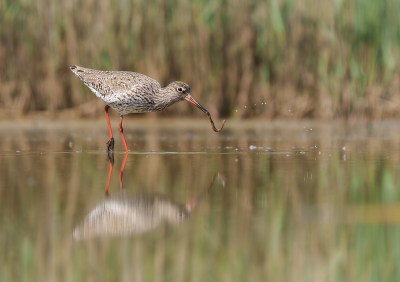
[
  {"left": 2, "top": 0, "right": 400, "bottom": 120},
  {"left": 3, "top": 2, "right": 400, "bottom": 281}
]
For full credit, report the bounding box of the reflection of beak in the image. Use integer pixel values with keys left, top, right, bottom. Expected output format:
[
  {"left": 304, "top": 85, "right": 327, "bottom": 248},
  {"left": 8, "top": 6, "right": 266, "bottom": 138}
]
[{"left": 185, "top": 95, "right": 209, "bottom": 115}]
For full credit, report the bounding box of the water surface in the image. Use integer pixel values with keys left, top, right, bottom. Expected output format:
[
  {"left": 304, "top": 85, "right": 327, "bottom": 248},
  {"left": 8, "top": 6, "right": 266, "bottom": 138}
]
[{"left": 1, "top": 119, "right": 400, "bottom": 281}]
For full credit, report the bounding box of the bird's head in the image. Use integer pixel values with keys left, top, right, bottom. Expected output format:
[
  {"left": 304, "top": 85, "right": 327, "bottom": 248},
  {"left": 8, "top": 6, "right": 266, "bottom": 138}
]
[{"left": 163, "top": 81, "right": 210, "bottom": 114}]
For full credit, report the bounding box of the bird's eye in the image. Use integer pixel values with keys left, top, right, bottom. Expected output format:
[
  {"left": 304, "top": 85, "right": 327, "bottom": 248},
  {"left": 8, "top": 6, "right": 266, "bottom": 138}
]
[{"left": 177, "top": 87, "right": 183, "bottom": 92}]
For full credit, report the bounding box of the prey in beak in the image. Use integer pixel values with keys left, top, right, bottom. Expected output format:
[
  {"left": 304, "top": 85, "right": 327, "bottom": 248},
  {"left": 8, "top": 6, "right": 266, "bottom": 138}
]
[{"left": 185, "top": 95, "right": 226, "bottom": 132}]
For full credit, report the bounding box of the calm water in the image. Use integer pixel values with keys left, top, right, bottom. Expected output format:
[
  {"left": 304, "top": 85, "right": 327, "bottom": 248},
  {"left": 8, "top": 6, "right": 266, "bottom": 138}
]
[{"left": 2, "top": 119, "right": 400, "bottom": 281}]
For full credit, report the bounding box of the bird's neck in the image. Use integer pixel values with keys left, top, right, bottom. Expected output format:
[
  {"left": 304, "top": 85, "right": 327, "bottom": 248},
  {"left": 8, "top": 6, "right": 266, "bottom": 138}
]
[{"left": 153, "top": 88, "right": 181, "bottom": 111}]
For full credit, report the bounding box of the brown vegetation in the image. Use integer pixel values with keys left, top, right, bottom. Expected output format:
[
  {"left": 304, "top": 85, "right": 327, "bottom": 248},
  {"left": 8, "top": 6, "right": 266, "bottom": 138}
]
[{"left": 1, "top": 0, "right": 400, "bottom": 119}]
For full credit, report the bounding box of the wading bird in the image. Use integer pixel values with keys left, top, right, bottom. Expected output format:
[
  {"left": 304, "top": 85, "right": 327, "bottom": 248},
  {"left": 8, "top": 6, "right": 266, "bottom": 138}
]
[{"left": 70, "top": 66, "right": 225, "bottom": 151}]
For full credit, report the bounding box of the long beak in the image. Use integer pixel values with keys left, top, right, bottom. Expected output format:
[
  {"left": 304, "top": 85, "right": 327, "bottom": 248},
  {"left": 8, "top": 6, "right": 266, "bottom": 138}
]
[
  {"left": 185, "top": 95, "right": 226, "bottom": 132},
  {"left": 185, "top": 95, "right": 209, "bottom": 114}
]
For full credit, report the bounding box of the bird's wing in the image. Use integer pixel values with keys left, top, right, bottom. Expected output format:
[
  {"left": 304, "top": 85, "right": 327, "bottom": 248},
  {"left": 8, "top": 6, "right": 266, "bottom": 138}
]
[{"left": 69, "top": 65, "right": 161, "bottom": 96}]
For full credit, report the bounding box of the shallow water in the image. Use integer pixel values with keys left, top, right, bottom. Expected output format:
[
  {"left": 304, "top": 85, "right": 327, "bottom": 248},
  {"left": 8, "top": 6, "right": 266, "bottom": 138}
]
[{"left": 2, "top": 119, "right": 400, "bottom": 281}]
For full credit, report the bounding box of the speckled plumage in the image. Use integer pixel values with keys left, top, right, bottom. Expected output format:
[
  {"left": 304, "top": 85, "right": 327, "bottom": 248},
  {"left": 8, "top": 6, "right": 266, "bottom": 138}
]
[{"left": 70, "top": 65, "right": 190, "bottom": 115}]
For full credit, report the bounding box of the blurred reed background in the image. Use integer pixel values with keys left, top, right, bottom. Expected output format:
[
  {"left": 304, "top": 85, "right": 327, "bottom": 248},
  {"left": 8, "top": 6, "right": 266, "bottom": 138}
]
[{"left": 1, "top": 0, "right": 400, "bottom": 119}]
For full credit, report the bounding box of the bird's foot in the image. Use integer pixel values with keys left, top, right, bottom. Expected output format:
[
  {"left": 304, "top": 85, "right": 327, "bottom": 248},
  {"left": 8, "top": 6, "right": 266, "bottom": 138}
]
[{"left": 106, "top": 137, "right": 115, "bottom": 151}]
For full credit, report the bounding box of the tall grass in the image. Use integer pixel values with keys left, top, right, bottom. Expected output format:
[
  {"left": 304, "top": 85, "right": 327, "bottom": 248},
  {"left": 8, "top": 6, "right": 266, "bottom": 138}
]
[{"left": 1, "top": 0, "right": 400, "bottom": 119}]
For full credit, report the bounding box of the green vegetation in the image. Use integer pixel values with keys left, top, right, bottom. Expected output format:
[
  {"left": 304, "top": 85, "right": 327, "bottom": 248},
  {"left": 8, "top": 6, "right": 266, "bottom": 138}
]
[{"left": 1, "top": 0, "right": 400, "bottom": 119}]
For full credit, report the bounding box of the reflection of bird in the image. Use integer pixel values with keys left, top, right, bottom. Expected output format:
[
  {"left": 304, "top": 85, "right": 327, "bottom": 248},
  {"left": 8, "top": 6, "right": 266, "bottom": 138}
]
[
  {"left": 73, "top": 192, "right": 189, "bottom": 240},
  {"left": 69, "top": 65, "right": 225, "bottom": 151},
  {"left": 73, "top": 152, "right": 224, "bottom": 240}
]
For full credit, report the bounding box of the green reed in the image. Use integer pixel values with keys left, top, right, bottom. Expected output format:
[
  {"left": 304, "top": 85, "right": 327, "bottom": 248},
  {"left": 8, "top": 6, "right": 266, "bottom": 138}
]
[{"left": 1, "top": 0, "right": 400, "bottom": 119}]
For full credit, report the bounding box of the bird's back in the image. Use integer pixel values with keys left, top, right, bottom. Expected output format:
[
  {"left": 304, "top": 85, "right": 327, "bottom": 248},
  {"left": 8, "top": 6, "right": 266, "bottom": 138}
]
[{"left": 69, "top": 65, "right": 162, "bottom": 114}]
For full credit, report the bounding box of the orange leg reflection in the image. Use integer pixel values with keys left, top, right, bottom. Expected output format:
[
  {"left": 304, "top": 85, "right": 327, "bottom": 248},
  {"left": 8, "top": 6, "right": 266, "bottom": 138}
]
[
  {"left": 104, "top": 152, "right": 129, "bottom": 196},
  {"left": 118, "top": 152, "right": 129, "bottom": 189},
  {"left": 105, "top": 152, "right": 114, "bottom": 196}
]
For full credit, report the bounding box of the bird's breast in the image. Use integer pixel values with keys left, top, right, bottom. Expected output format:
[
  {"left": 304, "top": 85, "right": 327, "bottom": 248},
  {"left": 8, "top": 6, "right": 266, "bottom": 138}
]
[{"left": 105, "top": 91, "right": 157, "bottom": 115}]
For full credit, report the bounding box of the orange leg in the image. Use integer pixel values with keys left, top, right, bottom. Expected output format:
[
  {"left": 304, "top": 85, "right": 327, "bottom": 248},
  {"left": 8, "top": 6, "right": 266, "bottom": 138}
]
[
  {"left": 118, "top": 115, "right": 129, "bottom": 152},
  {"left": 118, "top": 152, "right": 129, "bottom": 189},
  {"left": 105, "top": 152, "right": 114, "bottom": 196},
  {"left": 104, "top": 105, "right": 114, "bottom": 151}
]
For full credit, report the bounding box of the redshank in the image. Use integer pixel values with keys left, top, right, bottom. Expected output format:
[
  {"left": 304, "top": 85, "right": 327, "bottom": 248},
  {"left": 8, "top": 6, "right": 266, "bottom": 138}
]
[{"left": 69, "top": 65, "right": 226, "bottom": 151}]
